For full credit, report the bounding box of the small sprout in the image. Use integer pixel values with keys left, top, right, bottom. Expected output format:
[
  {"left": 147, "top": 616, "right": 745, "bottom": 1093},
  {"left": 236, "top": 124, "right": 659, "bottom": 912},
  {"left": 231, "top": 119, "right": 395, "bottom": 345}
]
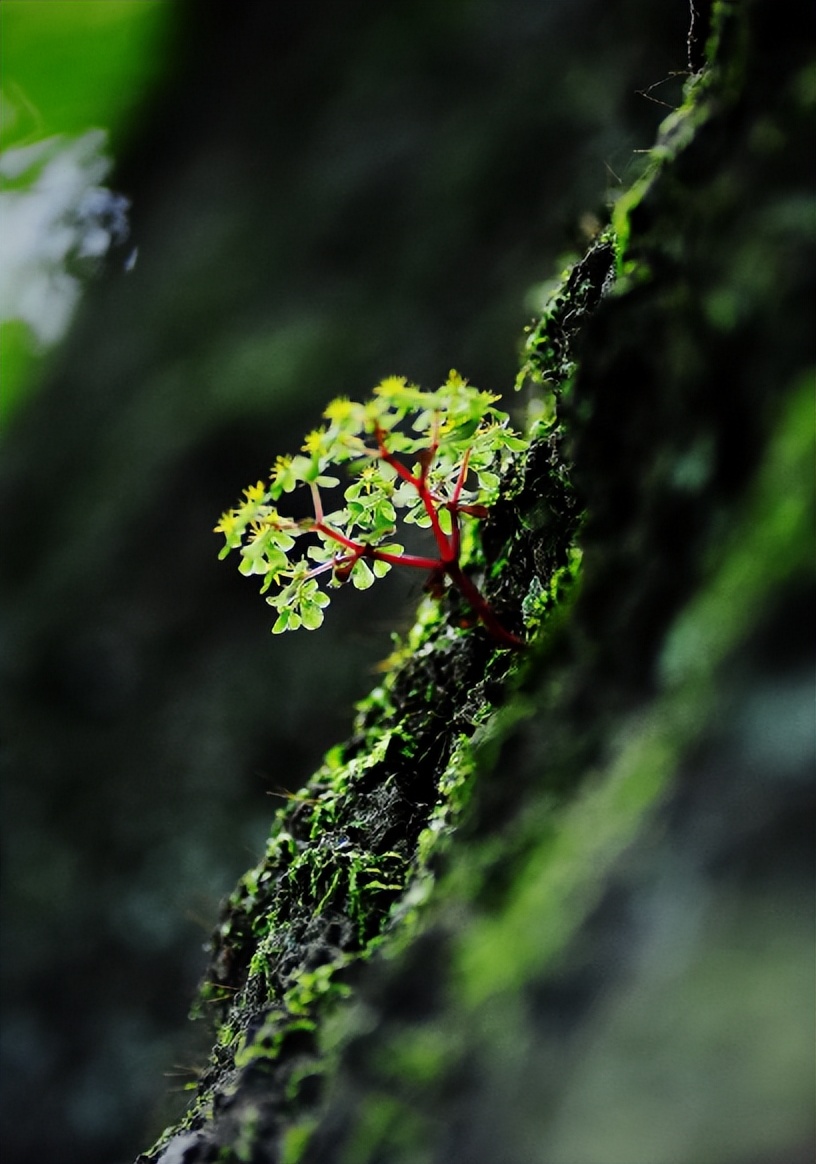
[{"left": 215, "top": 371, "right": 527, "bottom": 647}]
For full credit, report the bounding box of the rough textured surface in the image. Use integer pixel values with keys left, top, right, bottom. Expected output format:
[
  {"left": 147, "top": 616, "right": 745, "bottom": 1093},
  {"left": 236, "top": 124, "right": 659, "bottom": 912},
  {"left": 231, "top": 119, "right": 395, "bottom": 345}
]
[
  {"left": 1, "top": 6, "right": 687, "bottom": 1159},
  {"left": 149, "top": 351, "right": 587, "bottom": 1159},
  {"left": 137, "top": 2, "right": 816, "bottom": 1160}
]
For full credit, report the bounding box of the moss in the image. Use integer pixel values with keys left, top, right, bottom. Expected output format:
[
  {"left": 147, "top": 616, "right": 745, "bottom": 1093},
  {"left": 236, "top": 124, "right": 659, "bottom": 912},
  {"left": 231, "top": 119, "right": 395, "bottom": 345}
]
[
  {"left": 339, "top": 1094, "right": 432, "bottom": 1164},
  {"left": 491, "top": 391, "right": 793, "bottom": 1164},
  {"left": 138, "top": 135, "right": 630, "bottom": 1164},
  {"left": 137, "top": 1, "right": 814, "bottom": 1159},
  {"left": 287, "top": 2, "right": 812, "bottom": 1159},
  {"left": 280, "top": 1121, "right": 319, "bottom": 1164},
  {"left": 233, "top": 1109, "right": 261, "bottom": 1163},
  {"left": 138, "top": 329, "right": 581, "bottom": 1158},
  {"left": 455, "top": 367, "right": 812, "bottom": 1004},
  {"left": 515, "top": 232, "right": 617, "bottom": 397}
]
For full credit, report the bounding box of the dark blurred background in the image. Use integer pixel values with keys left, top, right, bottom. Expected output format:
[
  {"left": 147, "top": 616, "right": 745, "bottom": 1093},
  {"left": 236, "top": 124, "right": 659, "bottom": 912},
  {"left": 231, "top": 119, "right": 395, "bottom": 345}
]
[{"left": 0, "top": 2, "right": 688, "bottom": 1161}]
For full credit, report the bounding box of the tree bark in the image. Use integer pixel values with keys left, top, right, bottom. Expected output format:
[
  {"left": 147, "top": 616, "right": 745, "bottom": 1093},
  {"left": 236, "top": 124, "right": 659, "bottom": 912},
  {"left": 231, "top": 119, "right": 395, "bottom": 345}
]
[{"left": 138, "top": 2, "right": 816, "bottom": 1161}]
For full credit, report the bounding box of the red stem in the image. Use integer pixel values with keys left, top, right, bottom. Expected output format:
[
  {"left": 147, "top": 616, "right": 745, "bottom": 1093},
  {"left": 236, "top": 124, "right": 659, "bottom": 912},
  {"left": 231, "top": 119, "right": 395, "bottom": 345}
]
[
  {"left": 374, "top": 425, "right": 454, "bottom": 563},
  {"left": 308, "top": 433, "right": 523, "bottom": 648},
  {"left": 369, "top": 547, "right": 442, "bottom": 571},
  {"left": 423, "top": 483, "right": 456, "bottom": 563},
  {"left": 313, "top": 521, "right": 362, "bottom": 555},
  {"left": 314, "top": 521, "right": 441, "bottom": 571},
  {"left": 444, "top": 562, "right": 525, "bottom": 648},
  {"left": 451, "top": 446, "right": 471, "bottom": 506}
]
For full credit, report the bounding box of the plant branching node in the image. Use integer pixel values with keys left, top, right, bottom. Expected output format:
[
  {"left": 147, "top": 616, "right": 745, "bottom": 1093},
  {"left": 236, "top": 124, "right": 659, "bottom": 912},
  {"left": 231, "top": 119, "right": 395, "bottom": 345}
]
[{"left": 214, "top": 371, "right": 528, "bottom": 645}]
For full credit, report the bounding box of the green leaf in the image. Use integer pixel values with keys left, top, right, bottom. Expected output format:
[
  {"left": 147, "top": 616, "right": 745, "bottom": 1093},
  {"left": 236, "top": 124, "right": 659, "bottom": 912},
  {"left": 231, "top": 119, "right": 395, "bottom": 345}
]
[
  {"left": 405, "top": 508, "right": 432, "bottom": 528},
  {"left": 300, "top": 602, "right": 326, "bottom": 630},
  {"left": 1, "top": 1, "right": 170, "bottom": 152},
  {"left": 271, "top": 610, "right": 291, "bottom": 634},
  {"left": 218, "top": 370, "right": 528, "bottom": 633},
  {"left": 476, "top": 470, "right": 499, "bottom": 492},
  {"left": 351, "top": 559, "right": 375, "bottom": 590},
  {"left": 391, "top": 481, "right": 420, "bottom": 509}
]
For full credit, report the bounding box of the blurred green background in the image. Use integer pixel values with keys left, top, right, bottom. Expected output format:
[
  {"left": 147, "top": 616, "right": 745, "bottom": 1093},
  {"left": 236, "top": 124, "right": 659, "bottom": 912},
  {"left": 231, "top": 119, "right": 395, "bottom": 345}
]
[
  {"left": 0, "top": 0, "right": 171, "bottom": 419},
  {"left": 0, "top": 2, "right": 687, "bottom": 1161}
]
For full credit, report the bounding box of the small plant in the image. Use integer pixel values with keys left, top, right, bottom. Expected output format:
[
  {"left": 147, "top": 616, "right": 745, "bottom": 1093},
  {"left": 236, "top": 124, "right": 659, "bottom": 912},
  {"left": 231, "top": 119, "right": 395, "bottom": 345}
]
[{"left": 214, "top": 371, "right": 527, "bottom": 647}]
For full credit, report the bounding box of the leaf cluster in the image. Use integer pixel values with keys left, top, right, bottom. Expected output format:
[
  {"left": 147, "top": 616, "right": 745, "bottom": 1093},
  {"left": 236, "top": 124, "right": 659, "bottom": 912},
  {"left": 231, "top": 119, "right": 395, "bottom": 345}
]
[{"left": 214, "top": 371, "right": 525, "bottom": 634}]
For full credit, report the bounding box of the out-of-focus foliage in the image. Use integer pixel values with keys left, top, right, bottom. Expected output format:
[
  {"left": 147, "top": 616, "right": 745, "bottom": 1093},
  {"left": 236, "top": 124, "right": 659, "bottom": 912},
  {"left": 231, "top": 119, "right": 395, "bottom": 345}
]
[
  {"left": 0, "top": 0, "right": 171, "bottom": 422},
  {"left": 1, "top": 0, "right": 168, "bottom": 149}
]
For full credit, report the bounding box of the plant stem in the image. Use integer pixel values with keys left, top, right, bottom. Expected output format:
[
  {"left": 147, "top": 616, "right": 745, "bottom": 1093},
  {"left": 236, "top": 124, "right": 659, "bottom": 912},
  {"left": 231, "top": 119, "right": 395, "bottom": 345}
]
[
  {"left": 444, "top": 561, "right": 525, "bottom": 649},
  {"left": 368, "top": 548, "right": 443, "bottom": 571},
  {"left": 374, "top": 424, "right": 455, "bottom": 563},
  {"left": 313, "top": 428, "right": 523, "bottom": 647}
]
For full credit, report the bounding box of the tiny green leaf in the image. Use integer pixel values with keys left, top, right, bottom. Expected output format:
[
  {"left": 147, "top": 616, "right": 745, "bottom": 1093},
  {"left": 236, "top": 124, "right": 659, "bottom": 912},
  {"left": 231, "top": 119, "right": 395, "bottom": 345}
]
[
  {"left": 351, "top": 559, "right": 375, "bottom": 590},
  {"left": 216, "top": 371, "right": 527, "bottom": 637}
]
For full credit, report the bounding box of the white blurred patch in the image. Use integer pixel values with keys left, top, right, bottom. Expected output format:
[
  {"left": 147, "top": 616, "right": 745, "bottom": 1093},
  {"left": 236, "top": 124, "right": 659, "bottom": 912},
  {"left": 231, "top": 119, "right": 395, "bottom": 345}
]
[{"left": 0, "top": 130, "right": 131, "bottom": 347}]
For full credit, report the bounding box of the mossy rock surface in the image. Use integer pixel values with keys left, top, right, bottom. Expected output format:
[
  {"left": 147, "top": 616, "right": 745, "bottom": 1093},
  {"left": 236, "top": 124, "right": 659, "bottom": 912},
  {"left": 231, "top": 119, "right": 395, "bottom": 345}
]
[{"left": 140, "top": 2, "right": 815, "bottom": 1160}]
